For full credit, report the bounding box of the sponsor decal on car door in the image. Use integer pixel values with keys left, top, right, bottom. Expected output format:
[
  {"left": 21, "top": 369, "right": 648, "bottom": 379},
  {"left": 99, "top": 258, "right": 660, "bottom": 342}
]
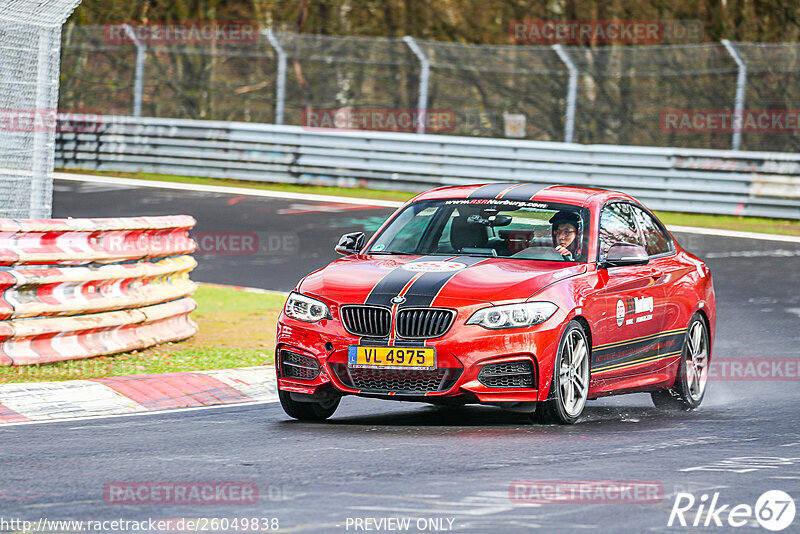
[
  {"left": 593, "top": 264, "right": 672, "bottom": 379},
  {"left": 591, "top": 202, "right": 681, "bottom": 379}
]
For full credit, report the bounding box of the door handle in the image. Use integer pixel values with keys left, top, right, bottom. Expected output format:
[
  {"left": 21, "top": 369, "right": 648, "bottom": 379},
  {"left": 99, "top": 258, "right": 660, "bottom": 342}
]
[{"left": 648, "top": 268, "right": 664, "bottom": 278}]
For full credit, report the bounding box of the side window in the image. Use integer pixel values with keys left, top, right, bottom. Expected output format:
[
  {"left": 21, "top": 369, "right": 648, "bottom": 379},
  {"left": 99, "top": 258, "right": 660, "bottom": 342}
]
[
  {"left": 631, "top": 205, "right": 673, "bottom": 257},
  {"left": 599, "top": 203, "right": 645, "bottom": 258}
]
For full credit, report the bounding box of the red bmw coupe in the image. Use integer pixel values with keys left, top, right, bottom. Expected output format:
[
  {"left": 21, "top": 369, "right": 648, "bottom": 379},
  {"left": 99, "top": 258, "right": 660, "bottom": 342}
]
[{"left": 275, "top": 184, "right": 715, "bottom": 424}]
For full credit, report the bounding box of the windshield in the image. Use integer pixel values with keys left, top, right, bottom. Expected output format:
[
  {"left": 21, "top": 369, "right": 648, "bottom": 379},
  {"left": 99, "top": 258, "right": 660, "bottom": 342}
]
[{"left": 367, "top": 198, "right": 590, "bottom": 262}]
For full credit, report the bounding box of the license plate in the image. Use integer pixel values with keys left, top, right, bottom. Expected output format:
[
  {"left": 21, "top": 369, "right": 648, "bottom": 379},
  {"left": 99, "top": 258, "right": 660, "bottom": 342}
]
[{"left": 348, "top": 346, "right": 435, "bottom": 369}]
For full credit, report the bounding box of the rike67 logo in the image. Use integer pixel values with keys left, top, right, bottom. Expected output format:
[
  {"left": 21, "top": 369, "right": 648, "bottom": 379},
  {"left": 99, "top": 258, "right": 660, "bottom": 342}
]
[{"left": 669, "top": 490, "right": 796, "bottom": 531}]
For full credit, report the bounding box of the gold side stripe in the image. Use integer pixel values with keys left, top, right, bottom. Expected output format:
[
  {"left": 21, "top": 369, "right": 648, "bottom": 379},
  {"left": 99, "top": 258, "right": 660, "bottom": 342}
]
[
  {"left": 592, "top": 350, "right": 683, "bottom": 375},
  {"left": 594, "top": 328, "right": 685, "bottom": 350},
  {"left": 593, "top": 328, "right": 685, "bottom": 350},
  {"left": 593, "top": 349, "right": 682, "bottom": 374}
]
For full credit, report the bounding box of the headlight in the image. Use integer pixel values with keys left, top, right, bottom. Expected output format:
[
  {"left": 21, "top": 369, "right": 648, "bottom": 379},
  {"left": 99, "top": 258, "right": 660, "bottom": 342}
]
[
  {"left": 466, "top": 302, "right": 557, "bottom": 330},
  {"left": 284, "top": 292, "right": 332, "bottom": 323}
]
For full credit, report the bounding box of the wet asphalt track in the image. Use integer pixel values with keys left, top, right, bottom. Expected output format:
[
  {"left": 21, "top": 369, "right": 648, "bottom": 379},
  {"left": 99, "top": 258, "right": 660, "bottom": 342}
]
[{"left": 1, "top": 178, "right": 798, "bottom": 533}]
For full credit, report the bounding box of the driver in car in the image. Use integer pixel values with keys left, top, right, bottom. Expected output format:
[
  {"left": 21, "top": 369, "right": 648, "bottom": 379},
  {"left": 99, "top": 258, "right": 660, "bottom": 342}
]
[{"left": 550, "top": 211, "right": 582, "bottom": 260}]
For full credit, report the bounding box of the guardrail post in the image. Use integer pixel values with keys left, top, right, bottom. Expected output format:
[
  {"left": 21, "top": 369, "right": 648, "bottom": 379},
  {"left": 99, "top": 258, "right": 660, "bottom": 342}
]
[
  {"left": 721, "top": 40, "right": 747, "bottom": 151},
  {"left": 402, "top": 36, "right": 430, "bottom": 134},
  {"left": 122, "top": 24, "right": 145, "bottom": 117},
  {"left": 263, "top": 29, "right": 287, "bottom": 125},
  {"left": 552, "top": 44, "right": 578, "bottom": 144}
]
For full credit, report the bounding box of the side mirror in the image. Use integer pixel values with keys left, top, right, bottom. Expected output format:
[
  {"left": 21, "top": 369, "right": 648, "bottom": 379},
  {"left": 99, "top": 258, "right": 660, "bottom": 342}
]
[
  {"left": 598, "top": 243, "right": 649, "bottom": 268},
  {"left": 335, "top": 232, "right": 365, "bottom": 255}
]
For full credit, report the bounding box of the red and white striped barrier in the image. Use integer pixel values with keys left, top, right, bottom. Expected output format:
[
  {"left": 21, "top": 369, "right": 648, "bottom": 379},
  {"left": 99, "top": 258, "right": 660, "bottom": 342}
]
[
  {"left": 0, "top": 216, "right": 198, "bottom": 366},
  {"left": 0, "top": 298, "right": 197, "bottom": 366},
  {"left": 0, "top": 255, "right": 196, "bottom": 319},
  {"left": 0, "top": 215, "right": 196, "bottom": 265}
]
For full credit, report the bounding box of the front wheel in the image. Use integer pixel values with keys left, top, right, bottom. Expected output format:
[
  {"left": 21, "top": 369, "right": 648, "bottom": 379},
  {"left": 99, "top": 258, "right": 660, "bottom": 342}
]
[
  {"left": 535, "top": 321, "right": 590, "bottom": 424},
  {"left": 651, "top": 314, "right": 709, "bottom": 410},
  {"left": 279, "top": 390, "right": 340, "bottom": 421}
]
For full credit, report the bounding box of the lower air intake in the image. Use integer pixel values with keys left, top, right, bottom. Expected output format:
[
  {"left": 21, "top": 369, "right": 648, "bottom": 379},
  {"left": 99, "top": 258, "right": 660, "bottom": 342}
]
[
  {"left": 280, "top": 349, "right": 320, "bottom": 380},
  {"left": 478, "top": 360, "right": 536, "bottom": 388},
  {"left": 330, "top": 363, "right": 461, "bottom": 393}
]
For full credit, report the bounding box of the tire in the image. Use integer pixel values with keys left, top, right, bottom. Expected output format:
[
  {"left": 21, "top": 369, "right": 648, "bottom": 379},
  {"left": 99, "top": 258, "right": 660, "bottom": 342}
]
[
  {"left": 651, "top": 314, "right": 709, "bottom": 411},
  {"left": 278, "top": 390, "right": 340, "bottom": 421},
  {"left": 535, "top": 321, "right": 590, "bottom": 424}
]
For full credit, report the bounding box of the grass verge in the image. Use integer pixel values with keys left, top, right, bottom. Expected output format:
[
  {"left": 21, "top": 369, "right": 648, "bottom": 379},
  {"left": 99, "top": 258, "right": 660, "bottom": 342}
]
[
  {"left": 0, "top": 285, "right": 285, "bottom": 384},
  {"left": 59, "top": 169, "right": 800, "bottom": 237}
]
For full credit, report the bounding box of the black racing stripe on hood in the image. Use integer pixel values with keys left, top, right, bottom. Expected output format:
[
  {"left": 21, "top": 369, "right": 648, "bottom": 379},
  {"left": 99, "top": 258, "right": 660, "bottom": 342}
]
[
  {"left": 500, "top": 183, "right": 546, "bottom": 200},
  {"left": 364, "top": 255, "right": 442, "bottom": 307},
  {"left": 399, "top": 256, "right": 487, "bottom": 308},
  {"left": 468, "top": 183, "right": 517, "bottom": 198}
]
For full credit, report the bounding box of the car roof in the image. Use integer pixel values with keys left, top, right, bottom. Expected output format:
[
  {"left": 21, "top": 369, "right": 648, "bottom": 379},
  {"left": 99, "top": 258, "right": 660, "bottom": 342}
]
[{"left": 410, "top": 183, "right": 638, "bottom": 209}]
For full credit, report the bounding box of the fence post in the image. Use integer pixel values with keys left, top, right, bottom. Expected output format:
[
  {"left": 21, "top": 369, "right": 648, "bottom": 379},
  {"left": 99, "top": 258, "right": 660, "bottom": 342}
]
[
  {"left": 721, "top": 40, "right": 747, "bottom": 151},
  {"left": 552, "top": 44, "right": 578, "bottom": 143},
  {"left": 121, "top": 24, "right": 145, "bottom": 117},
  {"left": 263, "top": 29, "right": 286, "bottom": 125},
  {"left": 402, "top": 36, "right": 430, "bottom": 134},
  {"left": 30, "top": 28, "right": 54, "bottom": 218}
]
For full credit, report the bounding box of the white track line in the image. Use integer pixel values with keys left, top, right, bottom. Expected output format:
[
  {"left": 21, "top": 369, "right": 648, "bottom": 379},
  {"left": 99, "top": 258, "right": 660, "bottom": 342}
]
[
  {"left": 0, "top": 398, "right": 279, "bottom": 427},
  {"left": 55, "top": 172, "right": 800, "bottom": 243},
  {"left": 667, "top": 225, "right": 800, "bottom": 244},
  {"left": 54, "top": 172, "right": 404, "bottom": 208}
]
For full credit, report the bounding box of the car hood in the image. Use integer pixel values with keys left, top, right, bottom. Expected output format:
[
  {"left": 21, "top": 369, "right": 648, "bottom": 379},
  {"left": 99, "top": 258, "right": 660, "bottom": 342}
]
[{"left": 298, "top": 255, "right": 586, "bottom": 307}]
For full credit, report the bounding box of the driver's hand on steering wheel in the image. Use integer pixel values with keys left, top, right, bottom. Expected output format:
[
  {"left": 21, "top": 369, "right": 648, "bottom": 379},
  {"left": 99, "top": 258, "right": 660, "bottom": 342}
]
[{"left": 555, "top": 245, "right": 574, "bottom": 260}]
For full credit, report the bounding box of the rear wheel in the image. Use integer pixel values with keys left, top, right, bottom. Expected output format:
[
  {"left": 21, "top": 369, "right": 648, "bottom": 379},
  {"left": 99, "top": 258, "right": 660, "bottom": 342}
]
[
  {"left": 278, "top": 390, "right": 340, "bottom": 421},
  {"left": 651, "top": 314, "right": 709, "bottom": 410},
  {"left": 535, "top": 321, "right": 590, "bottom": 424}
]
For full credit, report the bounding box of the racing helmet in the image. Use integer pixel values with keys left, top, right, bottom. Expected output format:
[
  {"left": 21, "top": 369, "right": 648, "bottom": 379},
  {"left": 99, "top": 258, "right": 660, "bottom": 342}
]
[{"left": 549, "top": 210, "right": 582, "bottom": 256}]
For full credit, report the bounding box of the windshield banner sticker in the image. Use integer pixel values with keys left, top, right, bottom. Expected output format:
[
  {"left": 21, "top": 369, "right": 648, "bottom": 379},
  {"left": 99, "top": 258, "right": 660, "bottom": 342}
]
[{"left": 444, "top": 199, "right": 549, "bottom": 209}]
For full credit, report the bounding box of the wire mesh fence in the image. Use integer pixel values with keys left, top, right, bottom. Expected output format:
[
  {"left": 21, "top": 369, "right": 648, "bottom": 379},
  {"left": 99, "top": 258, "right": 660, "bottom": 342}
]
[
  {"left": 0, "top": 0, "right": 81, "bottom": 218},
  {"left": 735, "top": 43, "right": 800, "bottom": 153},
  {"left": 278, "top": 32, "right": 420, "bottom": 129},
  {"left": 569, "top": 44, "right": 740, "bottom": 149},
  {"left": 418, "top": 40, "right": 568, "bottom": 140},
  {"left": 60, "top": 25, "right": 278, "bottom": 122},
  {"left": 57, "top": 27, "right": 800, "bottom": 153}
]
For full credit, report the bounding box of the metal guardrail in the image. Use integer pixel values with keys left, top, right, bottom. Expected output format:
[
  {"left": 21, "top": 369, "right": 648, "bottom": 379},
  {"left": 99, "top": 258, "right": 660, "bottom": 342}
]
[
  {"left": 55, "top": 115, "right": 800, "bottom": 219},
  {"left": 0, "top": 215, "right": 198, "bottom": 365}
]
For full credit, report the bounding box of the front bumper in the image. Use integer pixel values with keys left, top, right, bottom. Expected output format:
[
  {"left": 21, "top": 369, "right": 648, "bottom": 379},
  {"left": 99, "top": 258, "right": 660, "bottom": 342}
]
[{"left": 275, "top": 313, "right": 563, "bottom": 405}]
